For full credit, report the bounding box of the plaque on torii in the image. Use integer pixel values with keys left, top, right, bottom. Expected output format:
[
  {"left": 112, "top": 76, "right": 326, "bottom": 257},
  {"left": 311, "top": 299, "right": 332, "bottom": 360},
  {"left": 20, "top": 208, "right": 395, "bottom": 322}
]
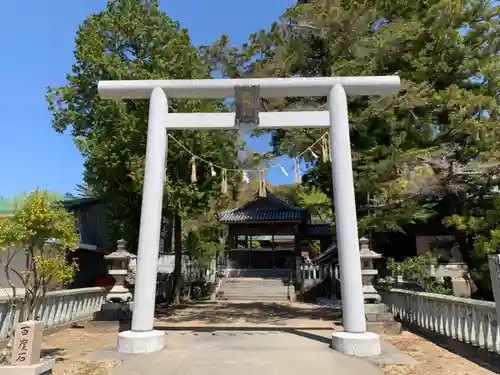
[{"left": 234, "top": 85, "right": 260, "bottom": 129}]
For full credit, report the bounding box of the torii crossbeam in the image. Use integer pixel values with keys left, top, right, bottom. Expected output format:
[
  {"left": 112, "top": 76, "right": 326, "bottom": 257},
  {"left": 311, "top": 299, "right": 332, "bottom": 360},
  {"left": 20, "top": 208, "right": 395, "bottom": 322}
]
[{"left": 98, "top": 76, "right": 401, "bottom": 357}]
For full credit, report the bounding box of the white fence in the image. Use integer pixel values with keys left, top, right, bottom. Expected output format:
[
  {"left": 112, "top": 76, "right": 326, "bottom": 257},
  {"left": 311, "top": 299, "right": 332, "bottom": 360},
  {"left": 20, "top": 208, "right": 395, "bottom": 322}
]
[
  {"left": 380, "top": 288, "right": 500, "bottom": 353},
  {"left": 0, "top": 287, "right": 107, "bottom": 340},
  {"left": 300, "top": 264, "right": 322, "bottom": 280},
  {"left": 185, "top": 259, "right": 217, "bottom": 283},
  {"left": 300, "top": 264, "right": 337, "bottom": 281},
  {"left": 130, "top": 255, "right": 217, "bottom": 283}
]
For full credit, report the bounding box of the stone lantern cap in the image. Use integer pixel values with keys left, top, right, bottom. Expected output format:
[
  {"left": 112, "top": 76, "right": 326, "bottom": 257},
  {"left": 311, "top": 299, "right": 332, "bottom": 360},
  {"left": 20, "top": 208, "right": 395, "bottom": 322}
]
[
  {"left": 359, "top": 237, "right": 382, "bottom": 260},
  {"left": 105, "top": 238, "right": 133, "bottom": 261}
]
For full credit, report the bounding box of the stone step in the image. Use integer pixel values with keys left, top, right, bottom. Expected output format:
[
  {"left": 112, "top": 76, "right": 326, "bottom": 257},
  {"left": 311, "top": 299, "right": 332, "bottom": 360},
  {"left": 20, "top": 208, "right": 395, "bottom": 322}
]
[
  {"left": 218, "top": 297, "right": 290, "bottom": 301},
  {"left": 224, "top": 269, "right": 293, "bottom": 278},
  {"left": 223, "top": 282, "right": 287, "bottom": 284},
  {"left": 219, "top": 290, "right": 288, "bottom": 297},
  {"left": 218, "top": 291, "right": 288, "bottom": 298},
  {"left": 219, "top": 292, "right": 290, "bottom": 297},
  {"left": 217, "top": 289, "right": 290, "bottom": 294},
  {"left": 221, "top": 280, "right": 289, "bottom": 283},
  {"left": 221, "top": 284, "right": 287, "bottom": 288},
  {"left": 223, "top": 280, "right": 287, "bottom": 285},
  {"left": 217, "top": 277, "right": 294, "bottom": 301},
  {"left": 219, "top": 287, "right": 290, "bottom": 293}
]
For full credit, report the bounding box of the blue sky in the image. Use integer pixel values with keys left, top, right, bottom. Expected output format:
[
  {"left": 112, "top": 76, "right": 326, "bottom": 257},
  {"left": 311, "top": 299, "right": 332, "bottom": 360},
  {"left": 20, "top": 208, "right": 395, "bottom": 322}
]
[{"left": 0, "top": 0, "right": 298, "bottom": 198}]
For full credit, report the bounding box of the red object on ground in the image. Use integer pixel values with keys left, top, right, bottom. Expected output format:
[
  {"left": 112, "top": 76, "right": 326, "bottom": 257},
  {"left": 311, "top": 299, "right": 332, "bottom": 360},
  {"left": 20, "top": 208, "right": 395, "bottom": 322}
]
[
  {"left": 93, "top": 275, "right": 116, "bottom": 287},
  {"left": 93, "top": 275, "right": 131, "bottom": 287}
]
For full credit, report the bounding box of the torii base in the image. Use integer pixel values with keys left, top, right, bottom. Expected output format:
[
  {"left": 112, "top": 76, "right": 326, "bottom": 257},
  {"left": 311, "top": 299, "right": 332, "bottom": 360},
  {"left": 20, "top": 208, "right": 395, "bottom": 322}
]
[
  {"left": 331, "top": 331, "right": 382, "bottom": 357},
  {"left": 117, "top": 330, "right": 165, "bottom": 354}
]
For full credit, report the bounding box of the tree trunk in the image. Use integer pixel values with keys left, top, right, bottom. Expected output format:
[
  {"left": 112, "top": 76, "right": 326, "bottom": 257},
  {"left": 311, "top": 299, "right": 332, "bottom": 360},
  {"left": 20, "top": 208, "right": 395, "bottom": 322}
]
[
  {"left": 173, "top": 214, "right": 182, "bottom": 304},
  {"left": 162, "top": 216, "right": 173, "bottom": 254},
  {"left": 187, "top": 260, "right": 192, "bottom": 301},
  {"left": 159, "top": 216, "right": 173, "bottom": 301}
]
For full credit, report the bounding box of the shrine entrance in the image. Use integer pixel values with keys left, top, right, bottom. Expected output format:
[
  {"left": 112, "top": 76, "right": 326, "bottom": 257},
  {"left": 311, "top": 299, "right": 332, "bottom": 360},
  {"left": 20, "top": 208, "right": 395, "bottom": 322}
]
[
  {"left": 98, "top": 75, "right": 400, "bottom": 357},
  {"left": 218, "top": 190, "right": 333, "bottom": 276}
]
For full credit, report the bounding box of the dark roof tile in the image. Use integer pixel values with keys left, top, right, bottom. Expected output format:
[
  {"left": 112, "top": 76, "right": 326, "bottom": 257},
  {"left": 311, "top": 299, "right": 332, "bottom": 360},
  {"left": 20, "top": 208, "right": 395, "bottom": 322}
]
[
  {"left": 218, "top": 209, "right": 303, "bottom": 223},
  {"left": 312, "top": 242, "right": 338, "bottom": 263},
  {"left": 218, "top": 191, "right": 305, "bottom": 223},
  {"left": 304, "top": 224, "right": 333, "bottom": 237}
]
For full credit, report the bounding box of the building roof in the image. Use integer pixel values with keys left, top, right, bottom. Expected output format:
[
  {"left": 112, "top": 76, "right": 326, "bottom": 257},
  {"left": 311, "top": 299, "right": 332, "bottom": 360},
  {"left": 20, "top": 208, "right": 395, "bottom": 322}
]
[
  {"left": 0, "top": 196, "right": 99, "bottom": 217},
  {"left": 0, "top": 199, "right": 20, "bottom": 216},
  {"left": 61, "top": 197, "right": 101, "bottom": 210},
  {"left": 311, "top": 241, "right": 338, "bottom": 263},
  {"left": 218, "top": 191, "right": 306, "bottom": 224},
  {"left": 304, "top": 224, "right": 333, "bottom": 237}
]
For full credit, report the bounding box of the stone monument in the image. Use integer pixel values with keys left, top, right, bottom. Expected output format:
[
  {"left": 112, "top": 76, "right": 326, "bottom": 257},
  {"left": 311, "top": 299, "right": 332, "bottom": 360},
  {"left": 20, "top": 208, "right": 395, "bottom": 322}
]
[
  {"left": 359, "top": 238, "right": 401, "bottom": 335},
  {"left": 3, "top": 320, "right": 55, "bottom": 374}
]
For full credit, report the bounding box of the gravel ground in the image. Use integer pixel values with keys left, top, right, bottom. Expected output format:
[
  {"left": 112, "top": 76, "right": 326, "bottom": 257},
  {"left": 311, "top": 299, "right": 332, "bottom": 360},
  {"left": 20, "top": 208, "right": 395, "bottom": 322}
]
[
  {"left": 41, "top": 322, "right": 121, "bottom": 375},
  {"left": 379, "top": 331, "right": 499, "bottom": 375}
]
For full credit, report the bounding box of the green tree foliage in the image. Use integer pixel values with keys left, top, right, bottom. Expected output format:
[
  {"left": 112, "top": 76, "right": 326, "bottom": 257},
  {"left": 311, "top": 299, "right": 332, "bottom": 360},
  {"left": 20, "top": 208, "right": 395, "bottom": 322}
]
[
  {"left": 387, "top": 253, "right": 451, "bottom": 295},
  {"left": 202, "top": 0, "right": 500, "bottom": 298},
  {"left": 183, "top": 228, "right": 222, "bottom": 299},
  {"left": 204, "top": 0, "right": 500, "bottom": 233},
  {"left": 46, "top": 0, "right": 241, "bottom": 248},
  {"left": 0, "top": 192, "right": 68, "bottom": 214},
  {"left": 184, "top": 230, "right": 221, "bottom": 269},
  {"left": 75, "top": 182, "right": 97, "bottom": 198},
  {"left": 0, "top": 189, "right": 79, "bottom": 361},
  {"left": 444, "top": 196, "right": 500, "bottom": 299},
  {"left": 271, "top": 184, "right": 332, "bottom": 220}
]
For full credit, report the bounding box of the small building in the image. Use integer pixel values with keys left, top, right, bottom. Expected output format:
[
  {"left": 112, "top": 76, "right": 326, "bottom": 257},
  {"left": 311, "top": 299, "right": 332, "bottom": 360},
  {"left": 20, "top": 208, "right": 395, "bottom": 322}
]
[
  {"left": 0, "top": 197, "right": 114, "bottom": 292},
  {"left": 61, "top": 197, "right": 115, "bottom": 288},
  {"left": 217, "top": 191, "right": 333, "bottom": 277}
]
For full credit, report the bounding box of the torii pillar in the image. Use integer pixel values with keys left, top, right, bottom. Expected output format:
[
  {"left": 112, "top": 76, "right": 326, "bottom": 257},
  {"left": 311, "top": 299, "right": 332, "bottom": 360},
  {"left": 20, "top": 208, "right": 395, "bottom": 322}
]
[{"left": 98, "top": 76, "right": 400, "bottom": 356}]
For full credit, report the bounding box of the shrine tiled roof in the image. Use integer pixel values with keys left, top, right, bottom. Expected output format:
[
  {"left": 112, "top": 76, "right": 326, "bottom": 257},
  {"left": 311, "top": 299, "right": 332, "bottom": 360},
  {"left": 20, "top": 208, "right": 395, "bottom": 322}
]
[
  {"left": 218, "top": 191, "right": 306, "bottom": 224},
  {"left": 312, "top": 242, "right": 338, "bottom": 263},
  {"left": 304, "top": 224, "right": 333, "bottom": 237},
  {"left": 219, "top": 209, "right": 304, "bottom": 223}
]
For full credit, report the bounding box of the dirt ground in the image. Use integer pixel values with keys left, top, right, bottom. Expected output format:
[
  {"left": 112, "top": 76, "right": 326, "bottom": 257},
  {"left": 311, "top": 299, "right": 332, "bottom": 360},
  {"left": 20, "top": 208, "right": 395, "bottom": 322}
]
[
  {"left": 41, "top": 321, "right": 120, "bottom": 375},
  {"left": 39, "top": 302, "right": 500, "bottom": 375},
  {"left": 379, "top": 331, "right": 499, "bottom": 375}
]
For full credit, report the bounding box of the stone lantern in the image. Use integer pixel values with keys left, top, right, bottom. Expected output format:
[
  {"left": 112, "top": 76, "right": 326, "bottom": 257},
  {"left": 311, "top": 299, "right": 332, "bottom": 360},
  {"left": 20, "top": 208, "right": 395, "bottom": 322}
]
[
  {"left": 104, "top": 239, "right": 133, "bottom": 303},
  {"left": 359, "top": 237, "right": 382, "bottom": 303},
  {"left": 359, "top": 237, "right": 401, "bottom": 334}
]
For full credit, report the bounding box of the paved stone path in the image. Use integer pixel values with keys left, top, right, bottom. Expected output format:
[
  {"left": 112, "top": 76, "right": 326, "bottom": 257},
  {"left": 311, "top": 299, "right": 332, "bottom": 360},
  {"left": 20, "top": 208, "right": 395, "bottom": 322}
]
[
  {"left": 93, "top": 301, "right": 412, "bottom": 375},
  {"left": 106, "top": 329, "right": 385, "bottom": 375}
]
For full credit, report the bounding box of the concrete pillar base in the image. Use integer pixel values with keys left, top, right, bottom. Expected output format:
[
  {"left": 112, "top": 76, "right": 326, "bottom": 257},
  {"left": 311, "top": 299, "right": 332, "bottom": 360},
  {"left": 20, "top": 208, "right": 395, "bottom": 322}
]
[
  {"left": 117, "top": 330, "right": 165, "bottom": 354},
  {"left": 331, "top": 331, "right": 381, "bottom": 357}
]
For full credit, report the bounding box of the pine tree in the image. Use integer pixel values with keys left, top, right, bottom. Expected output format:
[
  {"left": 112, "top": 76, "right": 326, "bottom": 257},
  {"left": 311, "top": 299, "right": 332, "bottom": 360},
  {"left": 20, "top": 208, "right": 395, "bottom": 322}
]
[{"left": 205, "top": 0, "right": 500, "bottom": 234}]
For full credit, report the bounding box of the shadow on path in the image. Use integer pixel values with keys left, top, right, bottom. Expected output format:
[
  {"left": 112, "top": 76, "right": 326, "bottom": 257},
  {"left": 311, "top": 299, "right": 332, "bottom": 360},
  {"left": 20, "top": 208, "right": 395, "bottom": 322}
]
[
  {"left": 154, "top": 325, "right": 333, "bottom": 332},
  {"left": 40, "top": 347, "right": 66, "bottom": 363},
  {"left": 154, "top": 301, "right": 341, "bottom": 326},
  {"left": 154, "top": 325, "right": 332, "bottom": 345}
]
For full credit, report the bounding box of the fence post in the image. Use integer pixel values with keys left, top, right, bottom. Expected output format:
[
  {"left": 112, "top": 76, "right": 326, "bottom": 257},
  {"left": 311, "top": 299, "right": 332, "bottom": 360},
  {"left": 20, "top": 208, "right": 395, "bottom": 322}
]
[
  {"left": 296, "top": 256, "right": 302, "bottom": 283},
  {"left": 488, "top": 254, "right": 500, "bottom": 325}
]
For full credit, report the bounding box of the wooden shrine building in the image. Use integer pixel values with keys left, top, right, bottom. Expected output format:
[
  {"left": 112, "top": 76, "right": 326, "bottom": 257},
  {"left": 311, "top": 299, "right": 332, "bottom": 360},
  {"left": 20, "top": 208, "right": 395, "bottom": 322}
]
[{"left": 217, "top": 191, "right": 333, "bottom": 273}]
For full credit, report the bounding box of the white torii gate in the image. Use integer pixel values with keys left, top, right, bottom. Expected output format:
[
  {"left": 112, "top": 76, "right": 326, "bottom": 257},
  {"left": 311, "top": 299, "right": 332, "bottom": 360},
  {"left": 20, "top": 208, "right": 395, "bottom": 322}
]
[{"left": 98, "top": 76, "right": 400, "bottom": 357}]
